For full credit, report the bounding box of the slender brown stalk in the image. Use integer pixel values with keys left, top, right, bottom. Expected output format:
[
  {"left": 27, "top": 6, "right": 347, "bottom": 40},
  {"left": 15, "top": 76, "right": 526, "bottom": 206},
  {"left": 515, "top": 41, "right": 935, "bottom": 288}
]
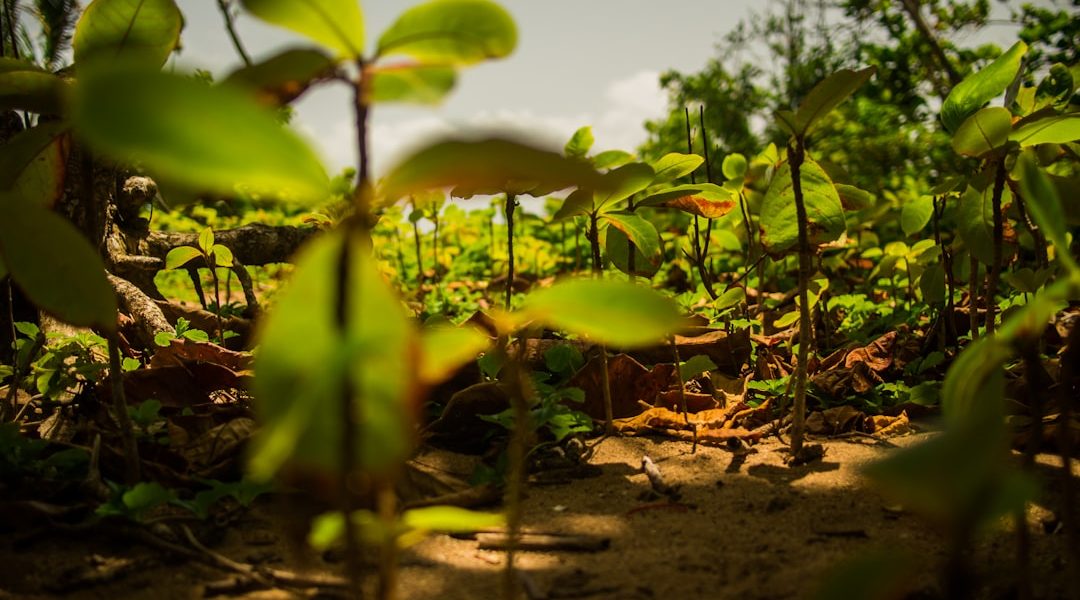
[
  {"left": 214, "top": 0, "right": 252, "bottom": 67},
  {"left": 505, "top": 194, "right": 517, "bottom": 310},
  {"left": 969, "top": 255, "right": 980, "bottom": 341},
  {"left": 788, "top": 140, "right": 812, "bottom": 457},
  {"left": 107, "top": 332, "right": 140, "bottom": 484},
  {"left": 502, "top": 337, "right": 532, "bottom": 600},
  {"left": 670, "top": 337, "right": 696, "bottom": 453},
  {"left": 984, "top": 157, "right": 1007, "bottom": 335}
]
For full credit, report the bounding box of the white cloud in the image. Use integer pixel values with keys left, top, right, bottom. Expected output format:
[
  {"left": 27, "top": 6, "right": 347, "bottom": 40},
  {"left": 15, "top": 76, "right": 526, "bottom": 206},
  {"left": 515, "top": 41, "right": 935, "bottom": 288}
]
[{"left": 295, "top": 70, "right": 668, "bottom": 177}]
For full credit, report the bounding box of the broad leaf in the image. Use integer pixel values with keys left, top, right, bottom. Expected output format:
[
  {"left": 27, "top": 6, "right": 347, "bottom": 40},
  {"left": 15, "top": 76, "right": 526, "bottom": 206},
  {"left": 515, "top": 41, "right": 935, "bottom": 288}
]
[
  {"left": 0, "top": 193, "right": 116, "bottom": 331},
  {"left": 794, "top": 67, "right": 876, "bottom": 136},
  {"left": 759, "top": 157, "right": 845, "bottom": 255},
  {"left": 951, "top": 107, "right": 1013, "bottom": 157},
  {"left": 165, "top": 246, "right": 203, "bottom": 269},
  {"left": 941, "top": 41, "right": 1027, "bottom": 133},
  {"left": 592, "top": 149, "right": 634, "bottom": 170},
  {"left": 957, "top": 180, "right": 1010, "bottom": 266},
  {"left": 722, "top": 154, "right": 747, "bottom": 181},
  {"left": 551, "top": 188, "right": 595, "bottom": 221},
  {"left": 593, "top": 163, "right": 655, "bottom": 212},
  {"left": 368, "top": 64, "right": 456, "bottom": 104},
  {"left": 714, "top": 287, "right": 745, "bottom": 312},
  {"left": 0, "top": 59, "right": 65, "bottom": 114},
  {"left": 381, "top": 138, "right": 601, "bottom": 202},
  {"left": 72, "top": 0, "right": 182, "bottom": 67},
  {"left": 1009, "top": 114, "right": 1080, "bottom": 147},
  {"left": 942, "top": 336, "right": 1010, "bottom": 427},
  {"left": 649, "top": 152, "right": 702, "bottom": 184},
  {"left": 0, "top": 122, "right": 70, "bottom": 207},
  {"left": 835, "top": 183, "right": 873, "bottom": 211},
  {"left": 212, "top": 245, "right": 234, "bottom": 268},
  {"left": 900, "top": 195, "right": 933, "bottom": 237},
  {"left": 920, "top": 263, "right": 946, "bottom": 305},
  {"left": 377, "top": 0, "right": 516, "bottom": 65},
  {"left": 657, "top": 185, "right": 736, "bottom": 219},
  {"left": 241, "top": 0, "right": 364, "bottom": 59},
  {"left": 71, "top": 65, "right": 330, "bottom": 204},
  {"left": 224, "top": 48, "right": 337, "bottom": 107},
  {"left": 564, "top": 126, "right": 594, "bottom": 158},
  {"left": 637, "top": 183, "right": 729, "bottom": 210},
  {"left": 512, "top": 278, "right": 687, "bottom": 348},
  {"left": 1017, "top": 152, "right": 1078, "bottom": 274},
  {"left": 601, "top": 212, "right": 662, "bottom": 277},
  {"left": 419, "top": 325, "right": 490, "bottom": 384},
  {"left": 250, "top": 229, "right": 416, "bottom": 479}
]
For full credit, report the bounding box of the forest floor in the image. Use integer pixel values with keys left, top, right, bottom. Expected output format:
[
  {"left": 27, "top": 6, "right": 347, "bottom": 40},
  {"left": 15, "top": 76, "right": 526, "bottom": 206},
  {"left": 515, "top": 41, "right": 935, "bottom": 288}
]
[{"left": 1, "top": 421, "right": 1076, "bottom": 600}]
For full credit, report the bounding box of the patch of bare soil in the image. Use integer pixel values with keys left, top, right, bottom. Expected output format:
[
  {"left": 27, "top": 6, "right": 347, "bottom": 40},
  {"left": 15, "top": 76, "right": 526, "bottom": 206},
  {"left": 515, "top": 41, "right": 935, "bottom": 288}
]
[{"left": 1, "top": 424, "right": 1075, "bottom": 599}]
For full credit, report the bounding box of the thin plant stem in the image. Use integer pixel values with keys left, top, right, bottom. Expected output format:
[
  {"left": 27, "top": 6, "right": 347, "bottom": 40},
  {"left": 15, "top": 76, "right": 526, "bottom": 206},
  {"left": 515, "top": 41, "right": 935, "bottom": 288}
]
[
  {"left": 412, "top": 217, "right": 424, "bottom": 290},
  {"left": 969, "top": 255, "right": 980, "bottom": 341},
  {"left": 505, "top": 194, "right": 517, "bottom": 310},
  {"left": 210, "top": 267, "right": 223, "bottom": 343},
  {"left": 788, "top": 139, "right": 812, "bottom": 458},
  {"left": 214, "top": 0, "right": 252, "bottom": 67},
  {"left": 107, "top": 332, "right": 140, "bottom": 484},
  {"left": 670, "top": 336, "right": 697, "bottom": 453},
  {"left": 502, "top": 336, "right": 532, "bottom": 600},
  {"left": 985, "top": 156, "right": 1007, "bottom": 335}
]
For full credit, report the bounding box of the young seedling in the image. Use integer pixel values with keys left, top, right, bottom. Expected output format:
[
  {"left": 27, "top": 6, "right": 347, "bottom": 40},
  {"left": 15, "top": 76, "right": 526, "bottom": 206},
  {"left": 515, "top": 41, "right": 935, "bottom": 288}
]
[{"left": 164, "top": 227, "right": 234, "bottom": 343}]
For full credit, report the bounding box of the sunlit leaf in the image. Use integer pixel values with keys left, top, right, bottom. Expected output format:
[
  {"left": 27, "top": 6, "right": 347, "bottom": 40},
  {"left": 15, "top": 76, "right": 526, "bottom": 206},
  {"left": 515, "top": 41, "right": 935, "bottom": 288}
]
[
  {"left": 0, "top": 122, "right": 70, "bottom": 207},
  {"left": 835, "top": 183, "right": 873, "bottom": 211},
  {"left": 71, "top": 64, "right": 330, "bottom": 204},
  {"left": 0, "top": 192, "right": 116, "bottom": 331},
  {"left": 1017, "top": 152, "right": 1077, "bottom": 274},
  {"left": 241, "top": 0, "right": 364, "bottom": 59},
  {"left": 165, "top": 246, "right": 203, "bottom": 270},
  {"left": 212, "top": 245, "right": 234, "bottom": 268},
  {"left": 592, "top": 149, "right": 634, "bottom": 170},
  {"left": 224, "top": 47, "right": 337, "bottom": 107},
  {"left": 793, "top": 67, "right": 876, "bottom": 136},
  {"left": 941, "top": 41, "right": 1027, "bottom": 133},
  {"left": 401, "top": 505, "right": 504, "bottom": 532},
  {"left": 250, "top": 229, "right": 416, "bottom": 479},
  {"left": 714, "top": 287, "right": 745, "bottom": 312},
  {"left": 637, "top": 183, "right": 729, "bottom": 210},
  {"left": 951, "top": 107, "right": 1013, "bottom": 157},
  {"left": 419, "top": 325, "right": 490, "bottom": 384},
  {"left": 759, "top": 157, "right": 845, "bottom": 255},
  {"left": 381, "top": 137, "right": 601, "bottom": 202},
  {"left": 604, "top": 223, "right": 662, "bottom": 278},
  {"left": 657, "top": 185, "right": 736, "bottom": 218},
  {"left": 72, "top": 0, "right": 182, "bottom": 67},
  {"left": 368, "top": 64, "right": 456, "bottom": 104},
  {"left": 551, "top": 188, "right": 594, "bottom": 221},
  {"left": 377, "top": 0, "right": 516, "bottom": 65},
  {"left": 512, "top": 278, "right": 688, "bottom": 348},
  {"left": 1009, "top": 114, "right": 1080, "bottom": 147},
  {"left": 649, "top": 152, "right": 702, "bottom": 184},
  {"left": 198, "top": 228, "right": 215, "bottom": 254},
  {"left": 0, "top": 58, "right": 65, "bottom": 114},
  {"left": 900, "top": 195, "right": 933, "bottom": 237},
  {"left": 593, "top": 163, "right": 655, "bottom": 212},
  {"left": 564, "top": 126, "right": 594, "bottom": 158},
  {"left": 722, "top": 154, "right": 748, "bottom": 181}
]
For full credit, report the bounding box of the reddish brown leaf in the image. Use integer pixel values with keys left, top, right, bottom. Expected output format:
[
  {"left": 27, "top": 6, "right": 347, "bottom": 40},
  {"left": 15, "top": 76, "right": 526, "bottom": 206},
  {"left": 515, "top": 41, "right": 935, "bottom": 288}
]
[{"left": 663, "top": 195, "right": 736, "bottom": 218}]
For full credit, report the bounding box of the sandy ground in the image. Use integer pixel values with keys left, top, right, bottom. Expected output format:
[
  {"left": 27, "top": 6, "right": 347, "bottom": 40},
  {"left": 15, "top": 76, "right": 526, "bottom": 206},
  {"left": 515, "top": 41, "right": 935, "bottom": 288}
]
[{"left": 1, "top": 426, "right": 1076, "bottom": 600}]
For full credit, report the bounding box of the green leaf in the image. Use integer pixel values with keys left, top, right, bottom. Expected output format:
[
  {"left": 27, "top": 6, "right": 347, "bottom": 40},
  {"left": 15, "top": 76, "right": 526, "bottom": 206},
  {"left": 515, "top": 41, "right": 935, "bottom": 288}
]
[
  {"left": 942, "top": 336, "right": 1010, "bottom": 427},
  {"left": 714, "top": 287, "right": 745, "bottom": 312},
  {"left": 591, "top": 149, "right": 633, "bottom": 170},
  {"left": 593, "top": 163, "right": 655, "bottom": 212},
  {"left": 0, "top": 194, "right": 117, "bottom": 331},
  {"left": 773, "top": 310, "right": 800, "bottom": 329},
  {"left": 835, "top": 184, "right": 874, "bottom": 211},
  {"left": 679, "top": 355, "right": 717, "bottom": 381},
  {"left": 951, "top": 107, "right": 1013, "bottom": 157},
  {"left": 381, "top": 138, "right": 602, "bottom": 202},
  {"left": 122, "top": 482, "right": 175, "bottom": 515},
  {"left": 164, "top": 246, "right": 203, "bottom": 270},
  {"left": 0, "top": 59, "right": 65, "bottom": 114},
  {"left": 419, "top": 325, "right": 490, "bottom": 384},
  {"left": 812, "top": 549, "right": 916, "bottom": 600},
  {"left": 72, "top": 0, "right": 182, "bottom": 67},
  {"left": 957, "top": 180, "right": 1010, "bottom": 266},
  {"left": 401, "top": 505, "right": 504, "bottom": 533},
  {"left": 793, "top": 67, "right": 876, "bottom": 136},
  {"left": 250, "top": 229, "right": 416, "bottom": 479},
  {"left": 71, "top": 64, "right": 330, "bottom": 204},
  {"left": 900, "top": 195, "right": 934, "bottom": 237},
  {"left": 920, "top": 263, "right": 946, "bottom": 305},
  {"left": 721, "top": 154, "right": 748, "bottom": 181},
  {"left": 212, "top": 245, "right": 234, "bottom": 268},
  {"left": 154, "top": 331, "right": 174, "bottom": 347},
  {"left": 601, "top": 214, "right": 663, "bottom": 278},
  {"left": 224, "top": 48, "right": 337, "bottom": 107},
  {"left": 181, "top": 328, "right": 210, "bottom": 343},
  {"left": 1017, "top": 152, "right": 1077, "bottom": 274},
  {"left": 759, "top": 157, "right": 845, "bottom": 255},
  {"left": 513, "top": 278, "right": 687, "bottom": 348},
  {"left": 649, "top": 153, "right": 702, "bottom": 184},
  {"left": 198, "top": 228, "right": 215, "bottom": 254},
  {"left": 564, "top": 126, "right": 594, "bottom": 158},
  {"left": 240, "top": 0, "right": 364, "bottom": 59},
  {"left": 377, "top": 0, "right": 517, "bottom": 65},
  {"left": 941, "top": 41, "right": 1027, "bottom": 133},
  {"left": 1009, "top": 114, "right": 1080, "bottom": 147},
  {"left": 368, "top": 64, "right": 456, "bottom": 104},
  {"left": 551, "top": 188, "right": 594, "bottom": 221},
  {"left": 0, "top": 122, "right": 70, "bottom": 208}
]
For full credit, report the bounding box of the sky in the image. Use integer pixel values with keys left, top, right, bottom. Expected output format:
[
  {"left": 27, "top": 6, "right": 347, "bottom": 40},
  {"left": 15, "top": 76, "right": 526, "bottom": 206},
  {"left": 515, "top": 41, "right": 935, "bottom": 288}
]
[{"left": 171, "top": 0, "right": 1054, "bottom": 177}]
